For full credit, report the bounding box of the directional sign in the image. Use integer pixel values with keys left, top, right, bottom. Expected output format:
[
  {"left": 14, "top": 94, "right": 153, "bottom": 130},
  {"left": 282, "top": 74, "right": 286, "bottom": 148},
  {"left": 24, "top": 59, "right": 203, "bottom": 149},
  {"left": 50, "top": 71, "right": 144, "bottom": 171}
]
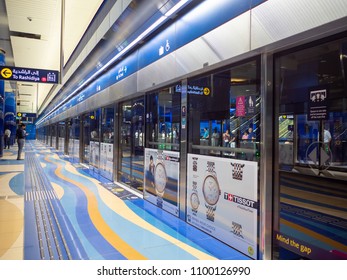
[
  {"left": 1, "top": 67, "right": 12, "bottom": 78},
  {"left": 17, "top": 112, "right": 36, "bottom": 118},
  {"left": 0, "top": 66, "right": 59, "bottom": 84}
]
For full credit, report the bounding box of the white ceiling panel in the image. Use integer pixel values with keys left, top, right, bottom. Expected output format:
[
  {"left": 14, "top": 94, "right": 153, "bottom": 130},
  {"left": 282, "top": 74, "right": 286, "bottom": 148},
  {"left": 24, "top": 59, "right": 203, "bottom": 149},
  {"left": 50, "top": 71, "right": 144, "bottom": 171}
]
[
  {"left": 7, "top": 15, "right": 51, "bottom": 38},
  {"left": 10, "top": 35, "right": 59, "bottom": 69},
  {"left": 1, "top": 0, "right": 103, "bottom": 113},
  {"left": 6, "top": 0, "right": 59, "bottom": 37},
  {"left": 64, "top": 0, "right": 103, "bottom": 64}
]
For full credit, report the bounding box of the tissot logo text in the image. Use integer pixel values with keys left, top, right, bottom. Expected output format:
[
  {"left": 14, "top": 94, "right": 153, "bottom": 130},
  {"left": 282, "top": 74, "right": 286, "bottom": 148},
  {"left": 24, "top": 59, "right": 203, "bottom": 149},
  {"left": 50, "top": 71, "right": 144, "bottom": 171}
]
[
  {"left": 224, "top": 192, "right": 257, "bottom": 209},
  {"left": 224, "top": 193, "right": 233, "bottom": 201}
]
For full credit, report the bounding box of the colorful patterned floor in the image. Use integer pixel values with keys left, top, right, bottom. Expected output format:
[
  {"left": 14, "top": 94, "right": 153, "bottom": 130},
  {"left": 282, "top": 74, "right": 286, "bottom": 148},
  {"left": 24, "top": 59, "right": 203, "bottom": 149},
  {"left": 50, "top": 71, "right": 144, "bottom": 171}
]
[{"left": 0, "top": 141, "right": 250, "bottom": 260}]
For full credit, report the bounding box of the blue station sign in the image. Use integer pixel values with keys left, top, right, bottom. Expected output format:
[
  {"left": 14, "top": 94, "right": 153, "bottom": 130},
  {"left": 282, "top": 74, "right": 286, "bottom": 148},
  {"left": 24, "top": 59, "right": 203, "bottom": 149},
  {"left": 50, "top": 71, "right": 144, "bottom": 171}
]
[{"left": 0, "top": 66, "right": 59, "bottom": 84}]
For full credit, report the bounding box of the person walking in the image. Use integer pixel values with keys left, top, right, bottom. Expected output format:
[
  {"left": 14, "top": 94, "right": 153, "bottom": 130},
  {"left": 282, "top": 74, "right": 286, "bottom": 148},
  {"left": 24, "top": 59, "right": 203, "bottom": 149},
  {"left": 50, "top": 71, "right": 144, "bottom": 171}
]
[
  {"left": 4, "top": 128, "right": 11, "bottom": 149},
  {"left": 16, "top": 124, "right": 26, "bottom": 160}
]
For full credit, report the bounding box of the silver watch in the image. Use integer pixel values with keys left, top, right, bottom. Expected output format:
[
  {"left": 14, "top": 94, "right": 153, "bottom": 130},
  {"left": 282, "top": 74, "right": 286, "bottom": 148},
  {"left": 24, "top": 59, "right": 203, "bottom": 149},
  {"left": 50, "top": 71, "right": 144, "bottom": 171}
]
[{"left": 202, "top": 161, "right": 220, "bottom": 221}]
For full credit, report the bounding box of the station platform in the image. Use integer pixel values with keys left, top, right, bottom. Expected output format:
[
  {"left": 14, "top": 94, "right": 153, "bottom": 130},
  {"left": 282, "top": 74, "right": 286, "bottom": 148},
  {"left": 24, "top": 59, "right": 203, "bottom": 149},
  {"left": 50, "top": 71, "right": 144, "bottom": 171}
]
[{"left": 0, "top": 140, "right": 250, "bottom": 260}]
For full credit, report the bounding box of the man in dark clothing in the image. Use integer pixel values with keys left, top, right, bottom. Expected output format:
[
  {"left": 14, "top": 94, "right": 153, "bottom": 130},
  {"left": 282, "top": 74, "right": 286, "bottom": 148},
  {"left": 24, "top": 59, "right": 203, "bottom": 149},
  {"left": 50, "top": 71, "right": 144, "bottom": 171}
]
[{"left": 16, "top": 124, "right": 26, "bottom": 160}]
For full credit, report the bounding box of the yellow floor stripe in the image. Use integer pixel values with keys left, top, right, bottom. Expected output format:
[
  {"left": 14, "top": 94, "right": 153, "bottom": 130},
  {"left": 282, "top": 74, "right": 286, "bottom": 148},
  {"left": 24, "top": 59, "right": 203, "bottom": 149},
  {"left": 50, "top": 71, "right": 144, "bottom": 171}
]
[
  {"left": 281, "top": 218, "right": 347, "bottom": 252},
  {"left": 45, "top": 156, "right": 147, "bottom": 260},
  {"left": 48, "top": 154, "right": 216, "bottom": 259},
  {"left": 61, "top": 160, "right": 216, "bottom": 260},
  {"left": 0, "top": 199, "right": 24, "bottom": 259}
]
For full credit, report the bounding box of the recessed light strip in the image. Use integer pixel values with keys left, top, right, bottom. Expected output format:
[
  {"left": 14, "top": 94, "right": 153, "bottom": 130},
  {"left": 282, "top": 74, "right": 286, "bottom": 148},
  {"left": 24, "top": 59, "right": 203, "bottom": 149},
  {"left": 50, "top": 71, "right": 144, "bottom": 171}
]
[{"left": 37, "top": 0, "right": 191, "bottom": 126}]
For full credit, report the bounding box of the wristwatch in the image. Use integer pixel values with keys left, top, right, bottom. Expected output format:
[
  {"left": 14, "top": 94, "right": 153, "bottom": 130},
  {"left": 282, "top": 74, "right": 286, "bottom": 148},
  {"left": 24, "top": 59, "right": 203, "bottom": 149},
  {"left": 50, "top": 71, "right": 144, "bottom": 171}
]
[
  {"left": 202, "top": 161, "right": 221, "bottom": 222},
  {"left": 154, "top": 151, "right": 167, "bottom": 208},
  {"left": 190, "top": 181, "right": 200, "bottom": 214}
]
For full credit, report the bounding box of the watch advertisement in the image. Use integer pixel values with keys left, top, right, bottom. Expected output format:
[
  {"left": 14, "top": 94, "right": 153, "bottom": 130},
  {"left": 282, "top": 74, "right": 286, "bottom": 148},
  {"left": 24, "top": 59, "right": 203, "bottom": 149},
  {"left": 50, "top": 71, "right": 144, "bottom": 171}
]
[
  {"left": 68, "top": 139, "right": 74, "bottom": 156},
  {"left": 144, "top": 148, "right": 180, "bottom": 217},
  {"left": 58, "top": 137, "right": 64, "bottom": 151},
  {"left": 187, "top": 154, "right": 258, "bottom": 259},
  {"left": 100, "top": 142, "right": 113, "bottom": 180}
]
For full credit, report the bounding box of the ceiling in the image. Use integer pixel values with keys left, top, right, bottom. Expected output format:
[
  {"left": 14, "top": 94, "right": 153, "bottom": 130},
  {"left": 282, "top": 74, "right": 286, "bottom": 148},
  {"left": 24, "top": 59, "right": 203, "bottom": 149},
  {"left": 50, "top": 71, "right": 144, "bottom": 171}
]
[{"left": 0, "top": 0, "right": 103, "bottom": 114}]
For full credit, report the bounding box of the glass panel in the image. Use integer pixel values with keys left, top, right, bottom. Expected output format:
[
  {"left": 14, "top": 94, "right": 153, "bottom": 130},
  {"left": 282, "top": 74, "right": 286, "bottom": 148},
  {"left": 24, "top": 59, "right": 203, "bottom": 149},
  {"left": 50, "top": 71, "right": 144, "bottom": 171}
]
[
  {"left": 69, "top": 116, "right": 80, "bottom": 163},
  {"left": 188, "top": 60, "right": 260, "bottom": 161},
  {"left": 146, "top": 86, "right": 181, "bottom": 151},
  {"left": 186, "top": 59, "right": 261, "bottom": 258},
  {"left": 275, "top": 38, "right": 347, "bottom": 259},
  {"left": 119, "top": 98, "right": 145, "bottom": 192},
  {"left": 119, "top": 101, "right": 132, "bottom": 185},
  {"left": 58, "top": 121, "right": 65, "bottom": 152},
  {"left": 82, "top": 114, "right": 90, "bottom": 164},
  {"left": 132, "top": 98, "right": 145, "bottom": 191},
  {"left": 51, "top": 124, "right": 57, "bottom": 148},
  {"left": 83, "top": 110, "right": 100, "bottom": 169},
  {"left": 100, "top": 106, "right": 114, "bottom": 181}
]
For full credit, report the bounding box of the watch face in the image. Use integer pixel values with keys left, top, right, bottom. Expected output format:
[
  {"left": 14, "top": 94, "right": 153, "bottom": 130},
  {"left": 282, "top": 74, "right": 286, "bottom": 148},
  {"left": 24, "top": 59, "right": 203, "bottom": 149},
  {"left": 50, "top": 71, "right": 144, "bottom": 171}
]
[
  {"left": 202, "top": 175, "right": 220, "bottom": 205},
  {"left": 154, "top": 162, "right": 167, "bottom": 193},
  {"left": 190, "top": 193, "right": 200, "bottom": 210}
]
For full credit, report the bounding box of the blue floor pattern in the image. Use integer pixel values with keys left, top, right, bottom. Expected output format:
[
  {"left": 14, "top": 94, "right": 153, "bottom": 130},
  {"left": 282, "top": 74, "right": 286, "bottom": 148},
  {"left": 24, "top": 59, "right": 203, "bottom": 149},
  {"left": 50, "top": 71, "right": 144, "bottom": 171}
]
[{"left": 13, "top": 141, "right": 250, "bottom": 260}]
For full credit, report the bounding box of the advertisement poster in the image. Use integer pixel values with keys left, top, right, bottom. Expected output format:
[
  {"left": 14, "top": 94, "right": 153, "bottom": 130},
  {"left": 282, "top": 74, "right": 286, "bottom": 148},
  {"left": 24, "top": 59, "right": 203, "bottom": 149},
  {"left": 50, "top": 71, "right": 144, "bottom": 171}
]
[
  {"left": 68, "top": 139, "right": 74, "bottom": 158},
  {"left": 52, "top": 136, "right": 56, "bottom": 148},
  {"left": 73, "top": 139, "right": 80, "bottom": 162},
  {"left": 89, "top": 141, "right": 100, "bottom": 168},
  {"left": 144, "top": 148, "right": 180, "bottom": 217},
  {"left": 187, "top": 154, "right": 258, "bottom": 259},
  {"left": 100, "top": 142, "right": 113, "bottom": 180},
  {"left": 58, "top": 137, "right": 64, "bottom": 152},
  {"left": 235, "top": 96, "right": 245, "bottom": 117}
]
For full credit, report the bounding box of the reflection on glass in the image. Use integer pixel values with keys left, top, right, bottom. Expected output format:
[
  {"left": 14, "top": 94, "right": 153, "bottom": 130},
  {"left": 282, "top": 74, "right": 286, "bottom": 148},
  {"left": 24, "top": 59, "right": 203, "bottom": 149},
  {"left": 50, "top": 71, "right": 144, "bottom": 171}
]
[
  {"left": 275, "top": 37, "right": 347, "bottom": 260},
  {"left": 188, "top": 59, "right": 260, "bottom": 161},
  {"left": 100, "top": 106, "right": 114, "bottom": 180},
  {"left": 146, "top": 86, "right": 181, "bottom": 151},
  {"left": 119, "top": 98, "right": 145, "bottom": 192},
  {"left": 83, "top": 110, "right": 100, "bottom": 170},
  {"left": 58, "top": 121, "right": 65, "bottom": 153}
]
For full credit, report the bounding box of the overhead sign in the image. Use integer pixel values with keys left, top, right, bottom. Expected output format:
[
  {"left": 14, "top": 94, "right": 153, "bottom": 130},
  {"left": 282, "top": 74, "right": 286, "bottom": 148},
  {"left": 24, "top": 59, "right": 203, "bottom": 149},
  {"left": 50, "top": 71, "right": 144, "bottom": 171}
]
[
  {"left": 17, "top": 112, "right": 37, "bottom": 118},
  {"left": 0, "top": 66, "right": 59, "bottom": 84}
]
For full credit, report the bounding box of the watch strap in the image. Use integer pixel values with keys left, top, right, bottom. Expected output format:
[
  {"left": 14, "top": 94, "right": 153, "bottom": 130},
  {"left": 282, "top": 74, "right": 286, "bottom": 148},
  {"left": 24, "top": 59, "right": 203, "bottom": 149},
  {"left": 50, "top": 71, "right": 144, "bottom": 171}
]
[
  {"left": 205, "top": 203, "right": 216, "bottom": 222},
  {"left": 157, "top": 196, "right": 163, "bottom": 208}
]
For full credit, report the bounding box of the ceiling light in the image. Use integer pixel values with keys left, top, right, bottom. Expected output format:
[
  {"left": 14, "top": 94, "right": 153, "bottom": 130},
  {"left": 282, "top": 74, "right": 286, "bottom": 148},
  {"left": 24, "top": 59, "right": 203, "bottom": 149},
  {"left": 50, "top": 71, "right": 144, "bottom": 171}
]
[{"left": 37, "top": 0, "right": 192, "bottom": 126}]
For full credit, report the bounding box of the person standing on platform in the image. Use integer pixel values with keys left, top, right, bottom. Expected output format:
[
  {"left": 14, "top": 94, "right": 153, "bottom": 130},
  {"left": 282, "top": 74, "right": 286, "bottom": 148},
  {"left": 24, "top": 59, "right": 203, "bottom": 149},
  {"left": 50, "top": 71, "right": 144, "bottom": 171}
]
[
  {"left": 202, "top": 127, "right": 209, "bottom": 139},
  {"left": 222, "top": 129, "right": 231, "bottom": 147},
  {"left": 16, "top": 124, "right": 26, "bottom": 160},
  {"left": 247, "top": 126, "right": 256, "bottom": 141},
  {"left": 4, "top": 127, "right": 11, "bottom": 149}
]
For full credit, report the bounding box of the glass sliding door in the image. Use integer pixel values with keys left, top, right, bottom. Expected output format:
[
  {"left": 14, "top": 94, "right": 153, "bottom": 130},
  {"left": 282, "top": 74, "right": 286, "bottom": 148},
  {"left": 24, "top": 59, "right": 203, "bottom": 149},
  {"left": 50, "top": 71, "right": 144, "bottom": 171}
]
[
  {"left": 58, "top": 121, "right": 65, "bottom": 153},
  {"left": 100, "top": 106, "right": 115, "bottom": 180},
  {"left": 69, "top": 116, "right": 80, "bottom": 163},
  {"left": 82, "top": 110, "right": 100, "bottom": 171},
  {"left": 119, "top": 97, "right": 145, "bottom": 192},
  {"left": 275, "top": 37, "right": 347, "bottom": 260},
  {"left": 186, "top": 59, "right": 261, "bottom": 259}
]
